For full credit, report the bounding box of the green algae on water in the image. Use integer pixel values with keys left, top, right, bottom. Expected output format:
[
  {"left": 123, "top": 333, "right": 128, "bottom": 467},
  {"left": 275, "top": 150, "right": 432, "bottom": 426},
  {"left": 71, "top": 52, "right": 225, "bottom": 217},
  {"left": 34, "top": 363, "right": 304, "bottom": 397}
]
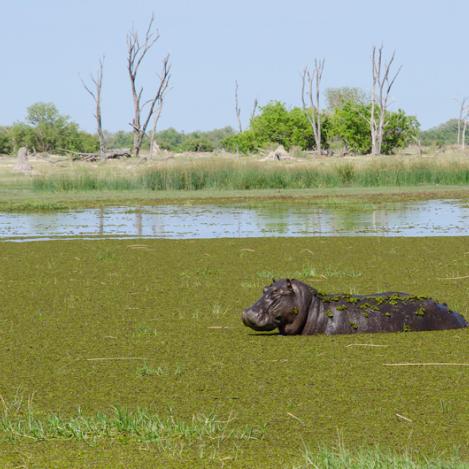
[{"left": 0, "top": 237, "right": 467, "bottom": 468}]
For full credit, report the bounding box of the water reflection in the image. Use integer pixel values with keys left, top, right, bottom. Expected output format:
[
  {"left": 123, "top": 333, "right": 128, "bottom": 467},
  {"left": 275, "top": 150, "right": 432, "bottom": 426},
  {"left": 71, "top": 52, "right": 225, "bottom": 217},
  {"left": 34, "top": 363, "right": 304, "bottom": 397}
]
[{"left": 0, "top": 199, "right": 468, "bottom": 241}]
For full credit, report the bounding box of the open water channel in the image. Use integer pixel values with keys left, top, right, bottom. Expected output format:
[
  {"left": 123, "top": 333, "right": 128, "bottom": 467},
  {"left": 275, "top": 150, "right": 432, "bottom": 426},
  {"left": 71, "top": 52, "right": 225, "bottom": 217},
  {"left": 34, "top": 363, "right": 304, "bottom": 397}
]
[{"left": 0, "top": 199, "right": 468, "bottom": 241}]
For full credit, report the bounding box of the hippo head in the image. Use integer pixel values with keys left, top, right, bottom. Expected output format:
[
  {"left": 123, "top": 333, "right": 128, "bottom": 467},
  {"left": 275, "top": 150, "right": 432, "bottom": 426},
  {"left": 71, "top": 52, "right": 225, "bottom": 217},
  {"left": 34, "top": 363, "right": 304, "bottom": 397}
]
[{"left": 242, "top": 279, "right": 315, "bottom": 335}]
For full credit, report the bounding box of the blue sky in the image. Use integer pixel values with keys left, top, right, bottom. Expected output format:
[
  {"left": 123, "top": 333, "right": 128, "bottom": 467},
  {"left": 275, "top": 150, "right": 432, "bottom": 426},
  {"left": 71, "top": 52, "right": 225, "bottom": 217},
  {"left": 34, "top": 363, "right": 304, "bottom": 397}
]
[{"left": 1, "top": 0, "right": 468, "bottom": 132}]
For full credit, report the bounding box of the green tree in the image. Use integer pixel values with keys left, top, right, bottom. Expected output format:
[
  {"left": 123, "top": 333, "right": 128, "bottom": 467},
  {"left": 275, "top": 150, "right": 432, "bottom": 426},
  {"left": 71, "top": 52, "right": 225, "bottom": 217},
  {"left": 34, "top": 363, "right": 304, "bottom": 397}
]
[
  {"left": 180, "top": 133, "right": 215, "bottom": 152},
  {"left": 10, "top": 102, "right": 98, "bottom": 154},
  {"left": 420, "top": 119, "right": 459, "bottom": 146},
  {"left": 0, "top": 127, "right": 13, "bottom": 154},
  {"left": 9, "top": 122, "right": 35, "bottom": 151},
  {"left": 106, "top": 130, "right": 133, "bottom": 149},
  {"left": 222, "top": 129, "right": 258, "bottom": 153},
  {"left": 381, "top": 109, "right": 420, "bottom": 154},
  {"left": 156, "top": 128, "right": 184, "bottom": 150},
  {"left": 330, "top": 102, "right": 418, "bottom": 154},
  {"left": 223, "top": 101, "right": 320, "bottom": 153},
  {"left": 329, "top": 101, "right": 371, "bottom": 154}
]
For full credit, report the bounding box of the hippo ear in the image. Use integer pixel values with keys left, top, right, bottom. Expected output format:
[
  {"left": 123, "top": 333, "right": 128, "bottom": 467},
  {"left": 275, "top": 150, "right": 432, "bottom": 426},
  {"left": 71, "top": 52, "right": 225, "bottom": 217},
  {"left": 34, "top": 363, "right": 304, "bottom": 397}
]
[
  {"left": 286, "top": 278, "right": 293, "bottom": 291},
  {"left": 272, "top": 278, "right": 276, "bottom": 284}
]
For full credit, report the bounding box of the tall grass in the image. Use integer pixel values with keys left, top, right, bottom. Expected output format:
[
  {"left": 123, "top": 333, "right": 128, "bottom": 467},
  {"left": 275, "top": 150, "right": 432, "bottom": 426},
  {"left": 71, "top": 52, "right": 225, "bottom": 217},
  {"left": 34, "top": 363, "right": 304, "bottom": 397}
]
[{"left": 32, "top": 157, "right": 469, "bottom": 192}]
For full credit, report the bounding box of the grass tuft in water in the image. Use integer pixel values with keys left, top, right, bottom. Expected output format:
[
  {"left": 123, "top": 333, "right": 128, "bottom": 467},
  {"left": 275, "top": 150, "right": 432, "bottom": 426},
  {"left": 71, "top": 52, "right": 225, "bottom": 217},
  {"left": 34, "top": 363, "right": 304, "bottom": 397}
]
[
  {"left": 299, "top": 443, "right": 468, "bottom": 469},
  {"left": 0, "top": 394, "right": 264, "bottom": 446}
]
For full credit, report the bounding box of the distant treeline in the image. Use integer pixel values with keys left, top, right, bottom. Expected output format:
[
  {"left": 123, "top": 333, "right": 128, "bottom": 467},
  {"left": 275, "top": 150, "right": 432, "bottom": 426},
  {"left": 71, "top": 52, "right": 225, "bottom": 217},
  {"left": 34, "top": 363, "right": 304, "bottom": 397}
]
[
  {"left": 104, "top": 126, "right": 235, "bottom": 153},
  {"left": 0, "top": 95, "right": 462, "bottom": 156},
  {"left": 420, "top": 119, "right": 459, "bottom": 146}
]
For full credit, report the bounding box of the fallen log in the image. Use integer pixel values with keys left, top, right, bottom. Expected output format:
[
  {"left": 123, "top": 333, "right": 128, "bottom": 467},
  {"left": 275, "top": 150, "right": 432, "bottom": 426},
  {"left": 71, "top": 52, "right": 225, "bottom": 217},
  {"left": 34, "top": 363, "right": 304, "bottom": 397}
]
[{"left": 67, "top": 149, "right": 132, "bottom": 161}]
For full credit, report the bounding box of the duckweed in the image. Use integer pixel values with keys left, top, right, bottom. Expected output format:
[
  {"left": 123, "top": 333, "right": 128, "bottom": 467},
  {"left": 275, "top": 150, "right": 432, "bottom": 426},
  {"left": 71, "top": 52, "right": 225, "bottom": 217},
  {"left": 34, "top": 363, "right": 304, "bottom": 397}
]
[
  {"left": 416, "top": 307, "right": 426, "bottom": 316},
  {"left": 0, "top": 237, "right": 467, "bottom": 468}
]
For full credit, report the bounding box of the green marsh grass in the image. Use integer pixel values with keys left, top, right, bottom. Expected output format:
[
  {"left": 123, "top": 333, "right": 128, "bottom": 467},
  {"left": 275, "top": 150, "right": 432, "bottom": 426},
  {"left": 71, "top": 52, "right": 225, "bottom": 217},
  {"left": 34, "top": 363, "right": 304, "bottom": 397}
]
[
  {"left": 300, "top": 444, "right": 468, "bottom": 469},
  {"left": 31, "top": 156, "right": 469, "bottom": 192},
  {"left": 0, "top": 396, "right": 263, "bottom": 447}
]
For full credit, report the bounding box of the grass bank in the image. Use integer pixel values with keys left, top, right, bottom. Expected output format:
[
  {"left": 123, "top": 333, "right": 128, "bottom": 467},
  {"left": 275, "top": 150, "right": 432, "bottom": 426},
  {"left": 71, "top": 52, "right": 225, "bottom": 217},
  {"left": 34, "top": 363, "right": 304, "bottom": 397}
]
[
  {"left": 0, "top": 237, "right": 467, "bottom": 467},
  {"left": 32, "top": 156, "right": 469, "bottom": 192},
  {"left": 1, "top": 185, "right": 469, "bottom": 213},
  {"left": 1, "top": 154, "right": 469, "bottom": 211}
]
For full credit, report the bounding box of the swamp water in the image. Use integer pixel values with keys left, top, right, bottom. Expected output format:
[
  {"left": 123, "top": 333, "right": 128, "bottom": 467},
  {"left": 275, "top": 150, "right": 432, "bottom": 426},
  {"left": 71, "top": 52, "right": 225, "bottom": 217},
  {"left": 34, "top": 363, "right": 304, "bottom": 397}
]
[{"left": 1, "top": 198, "right": 468, "bottom": 241}]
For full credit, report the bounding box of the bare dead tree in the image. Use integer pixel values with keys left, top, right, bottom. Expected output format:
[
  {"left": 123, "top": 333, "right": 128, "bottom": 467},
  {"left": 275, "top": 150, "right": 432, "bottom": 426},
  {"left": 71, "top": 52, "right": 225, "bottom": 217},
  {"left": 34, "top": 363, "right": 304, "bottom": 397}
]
[
  {"left": 370, "top": 45, "right": 402, "bottom": 155},
  {"left": 148, "top": 91, "right": 166, "bottom": 157},
  {"left": 250, "top": 98, "right": 258, "bottom": 123},
  {"left": 81, "top": 56, "right": 106, "bottom": 159},
  {"left": 457, "top": 97, "right": 469, "bottom": 146},
  {"left": 462, "top": 119, "right": 468, "bottom": 150},
  {"left": 127, "top": 14, "right": 171, "bottom": 158},
  {"left": 235, "top": 80, "right": 242, "bottom": 132},
  {"left": 301, "top": 58, "right": 325, "bottom": 154}
]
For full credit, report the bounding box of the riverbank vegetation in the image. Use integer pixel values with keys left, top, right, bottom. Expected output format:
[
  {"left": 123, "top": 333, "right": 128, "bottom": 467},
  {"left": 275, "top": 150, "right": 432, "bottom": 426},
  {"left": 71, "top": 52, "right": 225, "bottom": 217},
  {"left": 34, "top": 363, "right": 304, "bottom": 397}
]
[
  {"left": 29, "top": 154, "right": 469, "bottom": 192},
  {"left": 0, "top": 237, "right": 467, "bottom": 467},
  {"left": 1, "top": 152, "right": 469, "bottom": 211}
]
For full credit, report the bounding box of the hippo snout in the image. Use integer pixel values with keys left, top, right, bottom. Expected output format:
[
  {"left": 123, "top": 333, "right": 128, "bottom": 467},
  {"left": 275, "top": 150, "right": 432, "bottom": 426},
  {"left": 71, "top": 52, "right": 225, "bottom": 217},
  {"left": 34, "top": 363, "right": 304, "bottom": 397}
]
[
  {"left": 242, "top": 308, "right": 255, "bottom": 327},
  {"left": 242, "top": 308, "right": 277, "bottom": 331}
]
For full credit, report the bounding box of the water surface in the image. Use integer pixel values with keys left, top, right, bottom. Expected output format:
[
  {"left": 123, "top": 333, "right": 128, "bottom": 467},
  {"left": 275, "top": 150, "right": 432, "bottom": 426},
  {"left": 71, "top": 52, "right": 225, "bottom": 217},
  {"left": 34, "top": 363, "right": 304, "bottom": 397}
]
[{"left": 1, "top": 199, "right": 468, "bottom": 241}]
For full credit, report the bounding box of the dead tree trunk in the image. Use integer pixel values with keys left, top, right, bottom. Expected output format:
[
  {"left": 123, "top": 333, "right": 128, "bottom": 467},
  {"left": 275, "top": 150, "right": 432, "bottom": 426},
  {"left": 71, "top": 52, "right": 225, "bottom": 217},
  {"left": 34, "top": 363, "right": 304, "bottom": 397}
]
[
  {"left": 463, "top": 119, "right": 468, "bottom": 150},
  {"left": 148, "top": 94, "right": 165, "bottom": 157},
  {"left": 457, "top": 97, "right": 468, "bottom": 147},
  {"left": 235, "top": 80, "right": 242, "bottom": 132},
  {"left": 301, "top": 58, "right": 325, "bottom": 154},
  {"left": 127, "top": 14, "right": 171, "bottom": 158},
  {"left": 81, "top": 56, "right": 106, "bottom": 159},
  {"left": 250, "top": 98, "right": 258, "bottom": 123},
  {"left": 370, "top": 46, "right": 402, "bottom": 155}
]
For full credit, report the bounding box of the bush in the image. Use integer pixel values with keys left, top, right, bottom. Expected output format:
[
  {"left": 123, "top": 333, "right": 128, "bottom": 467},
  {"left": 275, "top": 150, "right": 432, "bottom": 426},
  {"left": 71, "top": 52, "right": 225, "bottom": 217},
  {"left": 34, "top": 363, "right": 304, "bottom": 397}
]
[
  {"left": 222, "top": 130, "right": 258, "bottom": 153},
  {"left": 381, "top": 109, "right": 420, "bottom": 154},
  {"left": 250, "top": 101, "right": 315, "bottom": 150}
]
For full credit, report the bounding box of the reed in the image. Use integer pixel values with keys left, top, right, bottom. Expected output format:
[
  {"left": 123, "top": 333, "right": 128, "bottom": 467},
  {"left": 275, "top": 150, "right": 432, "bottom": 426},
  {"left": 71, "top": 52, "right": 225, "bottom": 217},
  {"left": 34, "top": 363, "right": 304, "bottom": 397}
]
[{"left": 31, "top": 156, "right": 469, "bottom": 192}]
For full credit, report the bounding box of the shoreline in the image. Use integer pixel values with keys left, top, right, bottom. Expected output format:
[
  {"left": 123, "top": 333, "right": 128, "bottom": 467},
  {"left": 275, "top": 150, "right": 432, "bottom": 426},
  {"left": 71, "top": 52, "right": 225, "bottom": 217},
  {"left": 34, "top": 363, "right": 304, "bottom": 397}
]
[{"left": 1, "top": 184, "right": 468, "bottom": 211}]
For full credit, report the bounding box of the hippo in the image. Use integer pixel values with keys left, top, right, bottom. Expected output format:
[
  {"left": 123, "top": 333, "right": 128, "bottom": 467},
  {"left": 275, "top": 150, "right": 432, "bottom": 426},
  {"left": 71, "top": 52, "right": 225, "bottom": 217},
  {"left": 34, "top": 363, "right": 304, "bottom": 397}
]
[{"left": 242, "top": 279, "right": 468, "bottom": 335}]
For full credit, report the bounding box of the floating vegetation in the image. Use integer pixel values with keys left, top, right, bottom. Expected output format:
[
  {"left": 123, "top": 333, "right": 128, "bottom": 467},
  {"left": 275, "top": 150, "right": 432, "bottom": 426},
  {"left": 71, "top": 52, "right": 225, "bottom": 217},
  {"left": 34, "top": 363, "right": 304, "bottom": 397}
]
[
  {"left": 416, "top": 307, "right": 426, "bottom": 316},
  {"left": 0, "top": 237, "right": 467, "bottom": 467}
]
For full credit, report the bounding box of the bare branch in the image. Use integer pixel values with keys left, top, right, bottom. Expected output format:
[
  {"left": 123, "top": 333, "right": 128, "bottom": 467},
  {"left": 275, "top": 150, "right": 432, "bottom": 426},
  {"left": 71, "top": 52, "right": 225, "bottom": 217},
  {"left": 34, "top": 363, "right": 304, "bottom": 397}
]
[
  {"left": 126, "top": 14, "right": 170, "bottom": 157},
  {"left": 370, "top": 45, "right": 401, "bottom": 155},
  {"left": 235, "top": 80, "right": 242, "bottom": 132},
  {"left": 250, "top": 98, "right": 258, "bottom": 122},
  {"left": 81, "top": 55, "right": 106, "bottom": 159},
  {"left": 301, "top": 59, "right": 325, "bottom": 154}
]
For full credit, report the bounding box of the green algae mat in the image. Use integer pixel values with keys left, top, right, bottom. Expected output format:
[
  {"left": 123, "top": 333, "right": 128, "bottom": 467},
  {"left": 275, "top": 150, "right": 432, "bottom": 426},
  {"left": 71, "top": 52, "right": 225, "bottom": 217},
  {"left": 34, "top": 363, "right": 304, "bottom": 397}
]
[{"left": 0, "top": 237, "right": 467, "bottom": 468}]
